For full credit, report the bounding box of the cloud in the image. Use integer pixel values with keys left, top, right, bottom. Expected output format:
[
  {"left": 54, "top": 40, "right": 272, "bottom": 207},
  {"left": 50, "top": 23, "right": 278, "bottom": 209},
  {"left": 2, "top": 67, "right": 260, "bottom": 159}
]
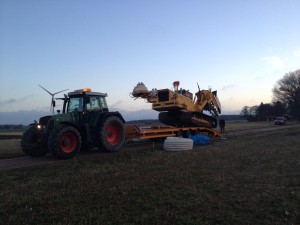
[
  {"left": 221, "top": 84, "right": 235, "bottom": 91},
  {"left": 0, "top": 99, "right": 17, "bottom": 105},
  {"left": 0, "top": 109, "right": 159, "bottom": 124},
  {"left": 120, "top": 109, "right": 159, "bottom": 121},
  {"left": 0, "top": 110, "right": 49, "bottom": 125},
  {"left": 294, "top": 48, "right": 300, "bottom": 57},
  {"left": 110, "top": 100, "right": 123, "bottom": 109},
  {"left": 261, "top": 56, "right": 285, "bottom": 69},
  {"left": 0, "top": 95, "right": 34, "bottom": 107}
]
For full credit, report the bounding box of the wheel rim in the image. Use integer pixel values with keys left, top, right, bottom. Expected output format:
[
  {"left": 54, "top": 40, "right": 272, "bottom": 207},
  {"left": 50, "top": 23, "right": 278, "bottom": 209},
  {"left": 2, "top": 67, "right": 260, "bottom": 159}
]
[
  {"left": 105, "top": 124, "right": 121, "bottom": 145},
  {"left": 60, "top": 133, "right": 77, "bottom": 153}
]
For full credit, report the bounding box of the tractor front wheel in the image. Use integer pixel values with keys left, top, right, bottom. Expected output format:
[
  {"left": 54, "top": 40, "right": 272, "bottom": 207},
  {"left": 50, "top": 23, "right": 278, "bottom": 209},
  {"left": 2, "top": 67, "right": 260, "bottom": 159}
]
[
  {"left": 21, "top": 126, "right": 48, "bottom": 157},
  {"left": 98, "top": 116, "right": 125, "bottom": 152},
  {"left": 48, "top": 125, "right": 82, "bottom": 159}
]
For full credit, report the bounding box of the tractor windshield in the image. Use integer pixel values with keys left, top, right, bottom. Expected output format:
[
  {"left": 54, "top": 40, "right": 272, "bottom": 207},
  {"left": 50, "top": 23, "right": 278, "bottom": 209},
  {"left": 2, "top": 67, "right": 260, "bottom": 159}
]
[
  {"left": 86, "top": 96, "right": 108, "bottom": 111},
  {"left": 67, "top": 95, "right": 108, "bottom": 113},
  {"left": 67, "top": 97, "right": 84, "bottom": 112}
]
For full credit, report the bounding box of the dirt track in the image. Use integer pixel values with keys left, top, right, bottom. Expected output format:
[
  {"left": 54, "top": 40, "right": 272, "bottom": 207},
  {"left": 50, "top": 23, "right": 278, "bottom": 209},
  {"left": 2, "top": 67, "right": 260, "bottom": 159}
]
[
  {"left": 0, "top": 141, "right": 160, "bottom": 171},
  {"left": 0, "top": 124, "right": 299, "bottom": 171}
]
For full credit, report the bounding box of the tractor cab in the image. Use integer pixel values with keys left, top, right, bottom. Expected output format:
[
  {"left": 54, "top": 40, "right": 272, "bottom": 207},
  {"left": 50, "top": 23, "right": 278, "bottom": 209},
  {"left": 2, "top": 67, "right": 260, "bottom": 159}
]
[{"left": 62, "top": 88, "right": 109, "bottom": 113}]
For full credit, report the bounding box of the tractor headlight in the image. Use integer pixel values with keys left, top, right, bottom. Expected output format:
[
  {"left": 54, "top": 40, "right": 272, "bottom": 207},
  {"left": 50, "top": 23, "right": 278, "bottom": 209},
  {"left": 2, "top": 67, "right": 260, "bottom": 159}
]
[{"left": 37, "top": 124, "right": 43, "bottom": 129}]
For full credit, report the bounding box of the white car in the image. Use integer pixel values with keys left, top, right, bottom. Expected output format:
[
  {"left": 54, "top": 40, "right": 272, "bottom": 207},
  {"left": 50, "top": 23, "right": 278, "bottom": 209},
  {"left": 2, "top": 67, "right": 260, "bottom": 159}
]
[{"left": 274, "top": 117, "right": 287, "bottom": 125}]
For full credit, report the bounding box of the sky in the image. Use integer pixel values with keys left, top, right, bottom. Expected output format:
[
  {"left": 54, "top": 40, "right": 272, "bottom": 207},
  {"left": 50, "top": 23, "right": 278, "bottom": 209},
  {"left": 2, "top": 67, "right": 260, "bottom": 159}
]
[{"left": 0, "top": 0, "right": 299, "bottom": 123}]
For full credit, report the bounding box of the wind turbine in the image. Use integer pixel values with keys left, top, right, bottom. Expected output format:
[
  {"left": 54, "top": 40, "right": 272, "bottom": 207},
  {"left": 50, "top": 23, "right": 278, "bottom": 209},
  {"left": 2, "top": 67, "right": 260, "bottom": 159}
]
[{"left": 39, "top": 85, "right": 69, "bottom": 114}]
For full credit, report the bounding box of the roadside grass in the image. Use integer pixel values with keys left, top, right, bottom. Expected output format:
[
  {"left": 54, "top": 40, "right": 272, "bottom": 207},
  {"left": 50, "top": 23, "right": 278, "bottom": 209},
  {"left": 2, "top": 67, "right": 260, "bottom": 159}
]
[
  {"left": 0, "top": 121, "right": 298, "bottom": 159},
  {"left": 0, "top": 129, "right": 23, "bottom": 158},
  {"left": 0, "top": 125, "right": 299, "bottom": 224},
  {"left": 0, "top": 129, "right": 24, "bottom": 134},
  {"left": 224, "top": 120, "right": 295, "bottom": 131},
  {"left": 225, "top": 120, "right": 269, "bottom": 131},
  {"left": 0, "top": 139, "right": 25, "bottom": 159}
]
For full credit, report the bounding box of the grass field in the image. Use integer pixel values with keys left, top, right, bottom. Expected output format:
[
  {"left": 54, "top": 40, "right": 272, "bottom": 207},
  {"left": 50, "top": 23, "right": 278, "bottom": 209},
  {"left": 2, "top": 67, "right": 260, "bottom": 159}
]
[
  {"left": 223, "top": 120, "right": 283, "bottom": 131},
  {"left": 0, "top": 120, "right": 291, "bottom": 159},
  {"left": 0, "top": 139, "right": 25, "bottom": 159},
  {"left": 0, "top": 122, "right": 299, "bottom": 224}
]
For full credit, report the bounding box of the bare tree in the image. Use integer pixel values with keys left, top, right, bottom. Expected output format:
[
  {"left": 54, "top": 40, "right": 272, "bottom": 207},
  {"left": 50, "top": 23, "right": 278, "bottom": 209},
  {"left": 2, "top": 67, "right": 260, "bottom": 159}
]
[
  {"left": 240, "top": 102, "right": 287, "bottom": 122},
  {"left": 240, "top": 105, "right": 258, "bottom": 121},
  {"left": 240, "top": 106, "right": 250, "bottom": 119},
  {"left": 272, "top": 101, "right": 286, "bottom": 117},
  {"left": 273, "top": 69, "right": 300, "bottom": 120}
]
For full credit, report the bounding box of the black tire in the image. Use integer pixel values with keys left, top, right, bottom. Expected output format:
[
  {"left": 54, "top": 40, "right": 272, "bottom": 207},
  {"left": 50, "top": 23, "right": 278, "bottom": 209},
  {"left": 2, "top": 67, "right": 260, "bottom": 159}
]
[
  {"left": 21, "top": 126, "right": 49, "bottom": 157},
  {"left": 48, "top": 125, "right": 82, "bottom": 159},
  {"left": 98, "top": 116, "right": 125, "bottom": 152}
]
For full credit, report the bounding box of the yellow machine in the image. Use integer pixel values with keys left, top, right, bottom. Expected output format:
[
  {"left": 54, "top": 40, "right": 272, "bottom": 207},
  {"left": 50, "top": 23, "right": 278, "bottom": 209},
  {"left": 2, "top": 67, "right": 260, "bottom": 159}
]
[{"left": 131, "top": 81, "right": 221, "bottom": 128}]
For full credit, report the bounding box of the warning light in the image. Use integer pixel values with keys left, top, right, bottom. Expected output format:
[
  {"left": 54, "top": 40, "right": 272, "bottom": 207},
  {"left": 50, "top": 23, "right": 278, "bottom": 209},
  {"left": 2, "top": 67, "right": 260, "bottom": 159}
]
[
  {"left": 74, "top": 88, "right": 92, "bottom": 93},
  {"left": 82, "top": 88, "right": 91, "bottom": 92}
]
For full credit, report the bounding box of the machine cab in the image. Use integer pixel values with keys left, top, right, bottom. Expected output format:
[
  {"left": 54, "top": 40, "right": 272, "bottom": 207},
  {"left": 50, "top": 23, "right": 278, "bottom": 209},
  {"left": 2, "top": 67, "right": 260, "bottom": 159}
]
[{"left": 65, "top": 88, "right": 108, "bottom": 113}]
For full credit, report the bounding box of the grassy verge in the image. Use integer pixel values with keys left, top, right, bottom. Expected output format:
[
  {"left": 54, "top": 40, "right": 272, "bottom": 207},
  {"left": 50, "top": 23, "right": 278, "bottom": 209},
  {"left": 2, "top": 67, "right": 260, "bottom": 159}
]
[
  {"left": 0, "top": 121, "right": 297, "bottom": 159},
  {"left": 0, "top": 125, "right": 299, "bottom": 224},
  {"left": 0, "top": 130, "right": 23, "bottom": 158},
  {"left": 0, "top": 129, "right": 25, "bottom": 134},
  {"left": 224, "top": 120, "right": 298, "bottom": 131},
  {"left": 0, "top": 139, "right": 25, "bottom": 159}
]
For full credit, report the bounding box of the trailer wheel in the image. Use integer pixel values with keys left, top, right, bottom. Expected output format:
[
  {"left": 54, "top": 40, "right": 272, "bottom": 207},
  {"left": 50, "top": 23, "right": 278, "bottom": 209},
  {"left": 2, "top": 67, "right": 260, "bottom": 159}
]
[
  {"left": 21, "top": 126, "right": 48, "bottom": 157},
  {"left": 48, "top": 125, "right": 82, "bottom": 159},
  {"left": 98, "top": 116, "right": 125, "bottom": 152}
]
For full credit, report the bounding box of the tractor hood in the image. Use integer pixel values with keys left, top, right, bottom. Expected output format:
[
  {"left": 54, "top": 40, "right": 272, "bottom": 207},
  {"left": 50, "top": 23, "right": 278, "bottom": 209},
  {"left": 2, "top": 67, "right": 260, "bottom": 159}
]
[
  {"left": 39, "top": 112, "right": 83, "bottom": 133},
  {"left": 51, "top": 112, "right": 82, "bottom": 126}
]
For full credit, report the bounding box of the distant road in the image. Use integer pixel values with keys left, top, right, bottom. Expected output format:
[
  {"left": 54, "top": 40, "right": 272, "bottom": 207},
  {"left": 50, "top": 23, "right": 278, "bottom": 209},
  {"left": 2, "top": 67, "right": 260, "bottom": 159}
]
[{"left": 223, "top": 123, "right": 300, "bottom": 137}]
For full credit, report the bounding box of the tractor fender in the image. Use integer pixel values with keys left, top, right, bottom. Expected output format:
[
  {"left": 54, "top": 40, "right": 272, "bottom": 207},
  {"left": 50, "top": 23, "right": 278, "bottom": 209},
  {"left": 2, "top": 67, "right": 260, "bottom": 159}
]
[
  {"left": 97, "top": 111, "right": 125, "bottom": 124},
  {"left": 58, "top": 121, "right": 81, "bottom": 132},
  {"left": 47, "top": 117, "right": 80, "bottom": 133}
]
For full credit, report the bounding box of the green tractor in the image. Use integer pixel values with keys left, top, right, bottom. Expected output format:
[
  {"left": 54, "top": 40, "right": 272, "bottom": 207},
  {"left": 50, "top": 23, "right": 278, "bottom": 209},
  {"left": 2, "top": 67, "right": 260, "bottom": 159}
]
[{"left": 21, "top": 88, "right": 126, "bottom": 159}]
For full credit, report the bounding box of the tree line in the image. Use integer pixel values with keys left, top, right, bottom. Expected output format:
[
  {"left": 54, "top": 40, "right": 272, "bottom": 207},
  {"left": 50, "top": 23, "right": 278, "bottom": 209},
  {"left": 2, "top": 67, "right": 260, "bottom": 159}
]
[
  {"left": 240, "top": 69, "right": 300, "bottom": 121},
  {"left": 0, "top": 124, "right": 26, "bottom": 129}
]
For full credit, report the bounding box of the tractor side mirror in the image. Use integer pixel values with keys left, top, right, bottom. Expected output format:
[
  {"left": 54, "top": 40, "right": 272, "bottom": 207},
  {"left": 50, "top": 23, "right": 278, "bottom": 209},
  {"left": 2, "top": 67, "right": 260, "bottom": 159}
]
[{"left": 52, "top": 100, "right": 56, "bottom": 107}]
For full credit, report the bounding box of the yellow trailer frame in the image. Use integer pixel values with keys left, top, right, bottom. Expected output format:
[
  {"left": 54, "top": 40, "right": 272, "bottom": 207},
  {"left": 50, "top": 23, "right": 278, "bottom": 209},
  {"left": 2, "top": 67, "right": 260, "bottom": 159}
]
[{"left": 125, "top": 124, "right": 222, "bottom": 140}]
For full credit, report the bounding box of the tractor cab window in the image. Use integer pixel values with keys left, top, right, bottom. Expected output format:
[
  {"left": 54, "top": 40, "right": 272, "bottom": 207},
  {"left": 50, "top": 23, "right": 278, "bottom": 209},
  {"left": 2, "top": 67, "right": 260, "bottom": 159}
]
[
  {"left": 86, "top": 96, "right": 108, "bottom": 111},
  {"left": 67, "top": 97, "right": 84, "bottom": 112}
]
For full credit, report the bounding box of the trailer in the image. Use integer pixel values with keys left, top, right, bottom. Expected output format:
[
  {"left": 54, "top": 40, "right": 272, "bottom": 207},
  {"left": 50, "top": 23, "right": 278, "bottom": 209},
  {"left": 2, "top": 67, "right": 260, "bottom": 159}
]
[{"left": 125, "top": 123, "right": 222, "bottom": 141}]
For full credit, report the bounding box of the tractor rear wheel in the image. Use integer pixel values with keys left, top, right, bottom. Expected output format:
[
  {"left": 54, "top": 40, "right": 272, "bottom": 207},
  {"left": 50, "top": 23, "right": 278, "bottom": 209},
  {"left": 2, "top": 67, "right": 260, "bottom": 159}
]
[
  {"left": 98, "top": 116, "right": 125, "bottom": 152},
  {"left": 21, "top": 126, "right": 48, "bottom": 157},
  {"left": 48, "top": 125, "right": 82, "bottom": 159}
]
